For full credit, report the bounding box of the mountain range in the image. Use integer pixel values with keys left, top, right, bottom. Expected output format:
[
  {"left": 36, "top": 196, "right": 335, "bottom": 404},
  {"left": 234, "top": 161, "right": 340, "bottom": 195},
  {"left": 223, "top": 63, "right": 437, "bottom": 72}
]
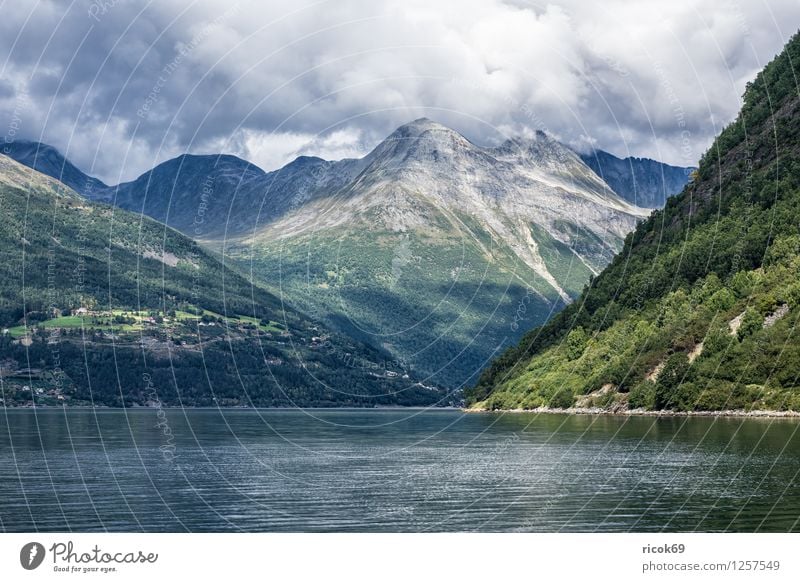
[
  {"left": 5, "top": 129, "right": 691, "bottom": 236},
  {"left": 0, "top": 154, "right": 452, "bottom": 407},
  {"left": 3, "top": 119, "right": 692, "bottom": 394},
  {"left": 468, "top": 32, "right": 800, "bottom": 413}
]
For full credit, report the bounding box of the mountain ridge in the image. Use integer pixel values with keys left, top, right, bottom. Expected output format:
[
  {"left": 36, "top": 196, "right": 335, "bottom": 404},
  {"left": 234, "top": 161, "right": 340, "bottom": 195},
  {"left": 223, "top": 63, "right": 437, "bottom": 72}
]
[
  {"left": 2, "top": 140, "right": 108, "bottom": 197},
  {"left": 2, "top": 119, "right": 691, "bottom": 234}
]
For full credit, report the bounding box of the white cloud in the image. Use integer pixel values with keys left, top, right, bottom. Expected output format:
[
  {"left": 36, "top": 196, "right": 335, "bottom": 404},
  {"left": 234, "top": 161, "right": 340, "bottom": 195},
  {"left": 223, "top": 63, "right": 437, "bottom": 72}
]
[{"left": 0, "top": 0, "right": 798, "bottom": 182}]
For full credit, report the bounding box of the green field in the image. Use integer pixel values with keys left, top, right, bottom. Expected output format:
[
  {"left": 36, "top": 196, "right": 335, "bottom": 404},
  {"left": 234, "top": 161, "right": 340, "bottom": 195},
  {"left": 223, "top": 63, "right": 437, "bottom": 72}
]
[{"left": 4, "top": 308, "right": 287, "bottom": 339}]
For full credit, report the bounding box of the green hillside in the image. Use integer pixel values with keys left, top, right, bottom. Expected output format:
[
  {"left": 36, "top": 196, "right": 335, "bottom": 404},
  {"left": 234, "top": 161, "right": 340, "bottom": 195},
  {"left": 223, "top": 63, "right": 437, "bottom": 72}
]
[
  {"left": 468, "top": 33, "right": 800, "bottom": 412},
  {"left": 233, "top": 217, "right": 572, "bottom": 390},
  {"left": 0, "top": 156, "right": 452, "bottom": 407}
]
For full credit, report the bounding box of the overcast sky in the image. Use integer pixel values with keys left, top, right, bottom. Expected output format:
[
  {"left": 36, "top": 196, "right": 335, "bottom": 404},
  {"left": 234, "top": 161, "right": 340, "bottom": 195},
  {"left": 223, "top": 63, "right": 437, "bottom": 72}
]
[{"left": 1, "top": 0, "right": 798, "bottom": 183}]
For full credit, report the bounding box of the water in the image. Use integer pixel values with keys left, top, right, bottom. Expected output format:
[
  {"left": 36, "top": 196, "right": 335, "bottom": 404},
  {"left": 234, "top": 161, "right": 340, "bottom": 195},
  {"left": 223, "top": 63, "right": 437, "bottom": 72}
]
[{"left": 0, "top": 408, "right": 798, "bottom": 532}]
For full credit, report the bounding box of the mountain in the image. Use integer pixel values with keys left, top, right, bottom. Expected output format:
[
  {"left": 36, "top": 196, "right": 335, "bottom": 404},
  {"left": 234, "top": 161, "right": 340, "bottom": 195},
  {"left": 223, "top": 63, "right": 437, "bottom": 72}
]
[
  {"left": 579, "top": 149, "right": 694, "bottom": 208},
  {"left": 0, "top": 143, "right": 354, "bottom": 241},
  {"left": 0, "top": 155, "right": 452, "bottom": 407},
  {"left": 2, "top": 120, "right": 649, "bottom": 390},
  {"left": 229, "top": 119, "right": 648, "bottom": 388},
  {"left": 93, "top": 153, "right": 267, "bottom": 239},
  {"left": 468, "top": 33, "right": 800, "bottom": 412},
  {"left": 1, "top": 140, "right": 108, "bottom": 197},
  {"left": 89, "top": 153, "right": 364, "bottom": 242}
]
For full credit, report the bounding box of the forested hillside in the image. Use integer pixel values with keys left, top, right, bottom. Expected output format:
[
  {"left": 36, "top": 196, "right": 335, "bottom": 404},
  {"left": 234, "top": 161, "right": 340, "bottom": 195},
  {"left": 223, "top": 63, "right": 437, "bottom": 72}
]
[{"left": 468, "top": 33, "right": 800, "bottom": 412}]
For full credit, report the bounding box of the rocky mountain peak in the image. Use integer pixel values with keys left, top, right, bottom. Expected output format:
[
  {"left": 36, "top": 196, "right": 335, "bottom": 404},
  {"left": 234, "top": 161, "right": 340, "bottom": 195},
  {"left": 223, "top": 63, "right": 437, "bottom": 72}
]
[{"left": 366, "top": 118, "right": 477, "bottom": 168}]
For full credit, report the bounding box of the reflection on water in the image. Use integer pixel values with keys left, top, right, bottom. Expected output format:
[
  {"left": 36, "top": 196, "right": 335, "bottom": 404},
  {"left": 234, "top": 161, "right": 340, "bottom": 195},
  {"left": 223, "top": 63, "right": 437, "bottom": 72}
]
[{"left": 0, "top": 409, "right": 798, "bottom": 532}]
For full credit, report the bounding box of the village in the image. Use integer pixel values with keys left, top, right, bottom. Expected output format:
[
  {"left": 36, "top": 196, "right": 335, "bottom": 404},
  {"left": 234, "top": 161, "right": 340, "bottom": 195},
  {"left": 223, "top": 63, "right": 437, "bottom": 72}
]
[
  {"left": 0, "top": 306, "right": 311, "bottom": 407},
  {"left": 1, "top": 306, "right": 290, "bottom": 343}
]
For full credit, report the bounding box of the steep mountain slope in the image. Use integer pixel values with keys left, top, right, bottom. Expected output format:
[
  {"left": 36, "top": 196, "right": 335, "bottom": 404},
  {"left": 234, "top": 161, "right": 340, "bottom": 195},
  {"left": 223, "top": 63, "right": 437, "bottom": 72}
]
[
  {"left": 232, "top": 120, "right": 647, "bottom": 388},
  {"left": 0, "top": 155, "right": 450, "bottom": 407},
  {"left": 468, "top": 33, "right": 800, "bottom": 412},
  {"left": 1, "top": 140, "right": 108, "bottom": 197},
  {"left": 579, "top": 149, "right": 693, "bottom": 208}
]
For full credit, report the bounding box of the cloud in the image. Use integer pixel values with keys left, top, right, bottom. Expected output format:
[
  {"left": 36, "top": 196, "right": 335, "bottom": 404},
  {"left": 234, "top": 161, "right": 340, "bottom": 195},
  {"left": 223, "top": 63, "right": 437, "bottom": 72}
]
[{"left": 0, "top": 0, "right": 797, "bottom": 183}]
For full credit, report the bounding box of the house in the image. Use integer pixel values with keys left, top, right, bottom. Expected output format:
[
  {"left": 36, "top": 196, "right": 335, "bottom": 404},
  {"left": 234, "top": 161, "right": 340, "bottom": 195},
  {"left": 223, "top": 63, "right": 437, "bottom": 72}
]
[{"left": 73, "top": 307, "right": 89, "bottom": 316}]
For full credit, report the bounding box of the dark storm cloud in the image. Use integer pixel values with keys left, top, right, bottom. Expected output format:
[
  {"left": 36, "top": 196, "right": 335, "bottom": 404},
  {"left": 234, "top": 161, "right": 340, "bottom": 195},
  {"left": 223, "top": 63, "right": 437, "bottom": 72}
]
[{"left": 1, "top": 0, "right": 798, "bottom": 183}]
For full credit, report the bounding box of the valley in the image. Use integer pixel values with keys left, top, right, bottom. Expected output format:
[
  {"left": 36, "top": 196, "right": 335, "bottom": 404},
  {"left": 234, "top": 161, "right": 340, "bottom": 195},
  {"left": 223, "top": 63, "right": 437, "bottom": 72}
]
[{"left": 2, "top": 119, "right": 691, "bottom": 401}]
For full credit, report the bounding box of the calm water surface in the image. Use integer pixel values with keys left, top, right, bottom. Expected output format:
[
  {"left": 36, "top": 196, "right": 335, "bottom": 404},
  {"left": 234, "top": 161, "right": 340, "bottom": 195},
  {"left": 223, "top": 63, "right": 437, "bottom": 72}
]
[{"left": 0, "top": 408, "right": 798, "bottom": 532}]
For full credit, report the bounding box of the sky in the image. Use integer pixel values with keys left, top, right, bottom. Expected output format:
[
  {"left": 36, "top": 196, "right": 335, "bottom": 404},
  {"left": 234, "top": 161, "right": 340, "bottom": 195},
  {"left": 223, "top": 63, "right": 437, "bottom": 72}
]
[{"left": 0, "top": 0, "right": 798, "bottom": 184}]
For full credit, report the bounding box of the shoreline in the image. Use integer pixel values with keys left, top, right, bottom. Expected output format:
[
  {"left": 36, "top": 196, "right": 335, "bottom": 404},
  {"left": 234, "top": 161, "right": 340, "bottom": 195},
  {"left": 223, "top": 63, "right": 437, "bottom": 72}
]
[
  {"left": 0, "top": 405, "right": 463, "bottom": 411},
  {"left": 3, "top": 405, "right": 799, "bottom": 418},
  {"left": 463, "top": 406, "right": 800, "bottom": 418}
]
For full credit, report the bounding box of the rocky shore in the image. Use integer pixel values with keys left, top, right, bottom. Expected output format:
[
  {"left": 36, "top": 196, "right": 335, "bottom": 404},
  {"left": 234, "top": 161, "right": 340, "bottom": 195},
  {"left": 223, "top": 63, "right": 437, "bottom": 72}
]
[{"left": 465, "top": 406, "right": 800, "bottom": 418}]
